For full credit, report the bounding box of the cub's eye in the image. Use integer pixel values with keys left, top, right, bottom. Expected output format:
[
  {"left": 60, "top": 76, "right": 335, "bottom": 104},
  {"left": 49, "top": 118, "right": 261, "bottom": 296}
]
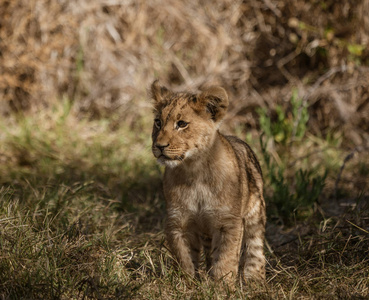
[
  {"left": 177, "top": 120, "right": 188, "bottom": 128},
  {"left": 154, "top": 119, "right": 161, "bottom": 129}
]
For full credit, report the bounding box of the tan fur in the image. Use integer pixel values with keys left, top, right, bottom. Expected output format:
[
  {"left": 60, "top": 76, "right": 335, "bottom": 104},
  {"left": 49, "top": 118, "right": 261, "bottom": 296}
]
[{"left": 150, "top": 80, "right": 266, "bottom": 283}]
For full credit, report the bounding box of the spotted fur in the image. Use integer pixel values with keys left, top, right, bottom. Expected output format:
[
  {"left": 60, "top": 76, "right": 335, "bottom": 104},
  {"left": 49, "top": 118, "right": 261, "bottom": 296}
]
[{"left": 150, "top": 80, "right": 266, "bottom": 283}]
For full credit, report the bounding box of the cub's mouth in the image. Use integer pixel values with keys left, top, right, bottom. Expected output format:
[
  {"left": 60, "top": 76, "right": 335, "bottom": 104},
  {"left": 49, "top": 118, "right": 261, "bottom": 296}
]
[
  {"left": 156, "top": 153, "right": 185, "bottom": 167},
  {"left": 158, "top": 154, "right": 184, "bottom": 161},
  {"left": 158, "top": 154, "right": 171, "bottom": 160}
]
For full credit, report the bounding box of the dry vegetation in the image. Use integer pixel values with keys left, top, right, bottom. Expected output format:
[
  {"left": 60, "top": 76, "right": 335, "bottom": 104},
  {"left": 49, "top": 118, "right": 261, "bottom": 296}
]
[{"left": 0, "top": 0, "right": 369, "bottom": 299}]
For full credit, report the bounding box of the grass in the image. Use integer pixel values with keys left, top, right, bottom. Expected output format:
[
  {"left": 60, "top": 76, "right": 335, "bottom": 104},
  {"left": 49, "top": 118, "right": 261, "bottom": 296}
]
[{"left": 0, "top": 101, "right": 368, "bottom": 299}]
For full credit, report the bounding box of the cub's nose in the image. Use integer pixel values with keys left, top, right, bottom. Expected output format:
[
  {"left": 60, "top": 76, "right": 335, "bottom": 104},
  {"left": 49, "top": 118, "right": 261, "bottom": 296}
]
[{"left": 156, "top": 143, "right": 169, "bottom": 152}]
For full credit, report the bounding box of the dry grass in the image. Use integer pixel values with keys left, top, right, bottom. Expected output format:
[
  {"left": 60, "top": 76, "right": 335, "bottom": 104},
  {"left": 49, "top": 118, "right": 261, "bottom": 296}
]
[
  {"left": 1, "top": 0, "right": 369, "bottom": 299},
  {"left": 0, "top": 100, "right": 368, "bottom": 299},
  {"left": 1, "top": 0, "right": 368, "bottom": 143}
]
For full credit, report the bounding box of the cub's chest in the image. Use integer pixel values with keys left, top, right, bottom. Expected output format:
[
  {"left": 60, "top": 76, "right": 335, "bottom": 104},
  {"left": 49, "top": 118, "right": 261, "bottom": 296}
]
[
  {"left": 164, "top": 169, "right": 225, "bottom": 214},
  {"left": 164, "top": 174, "right": 235, "bottom": 234},
  {"left": 180, "top": 180, "right": 215, "bottom": 212}
]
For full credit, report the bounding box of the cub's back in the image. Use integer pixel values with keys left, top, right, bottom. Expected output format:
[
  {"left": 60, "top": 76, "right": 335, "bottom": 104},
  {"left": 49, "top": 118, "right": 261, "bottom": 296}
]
[{"left": 224, "top": 135, "right": 264, "bottom": 195}]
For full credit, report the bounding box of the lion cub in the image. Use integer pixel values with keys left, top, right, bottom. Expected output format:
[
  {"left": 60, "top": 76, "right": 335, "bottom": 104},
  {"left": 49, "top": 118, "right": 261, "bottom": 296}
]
[{"left": 151, "top": 81, "right": 266, "bottom": 283}]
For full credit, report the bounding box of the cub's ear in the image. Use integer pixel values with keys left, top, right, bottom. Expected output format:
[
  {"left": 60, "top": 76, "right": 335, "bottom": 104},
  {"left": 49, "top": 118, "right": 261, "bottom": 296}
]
[
  {"left": 197, "top": 86, "right": 229, "bottom": 122},
  {"left": 150, "top": 80, "right": 170, "bottom": 109}
]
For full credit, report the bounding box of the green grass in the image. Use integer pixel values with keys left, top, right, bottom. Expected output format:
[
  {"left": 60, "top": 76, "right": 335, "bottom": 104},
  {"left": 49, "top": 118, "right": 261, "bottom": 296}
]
[{"left": 0, "top": 102, "right": 368, "bottom": 299}]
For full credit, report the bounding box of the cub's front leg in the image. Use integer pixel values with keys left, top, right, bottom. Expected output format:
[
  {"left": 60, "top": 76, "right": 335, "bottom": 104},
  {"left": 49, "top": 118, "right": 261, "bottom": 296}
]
[
  {"left": 210, "top": 216, "right": 243, "bottom": 282},
  {"left": 165, "top": 213, "right": 200, "bottom": 276}
]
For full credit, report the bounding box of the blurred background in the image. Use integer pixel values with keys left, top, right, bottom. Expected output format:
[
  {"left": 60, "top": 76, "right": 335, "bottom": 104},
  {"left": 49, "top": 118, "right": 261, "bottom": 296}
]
[
  {"left": 0, "top": 1, "right": 369, "bottom": 298},
  {"left": 1, "top": 0, "right": 368, "bottom": 142}
]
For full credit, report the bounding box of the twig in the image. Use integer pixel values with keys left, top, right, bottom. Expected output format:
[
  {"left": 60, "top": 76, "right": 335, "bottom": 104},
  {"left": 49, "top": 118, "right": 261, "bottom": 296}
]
[
  {"left": 277, "top": 51, "right": 299, "bottom": 82},
  {"left": 169, "top": 51, "right": 192, "bottom": 85},
  {"left": 292, "top": 64, "right": 347, "bottom": 139},
  {"left": 303, "top": 65, "right": 348, "bottom": 101},
  {"left": 334, "top": 145, "right": 369, "bottom": 200},
  {"left": 287, "top": 147, "right": 331, "bottom": 168},
  {"left": 262, "top": 0, "right": 282, "bottom": 17},
  {"left": 346, "top": 220, "right": 369, "bottom": 234}
]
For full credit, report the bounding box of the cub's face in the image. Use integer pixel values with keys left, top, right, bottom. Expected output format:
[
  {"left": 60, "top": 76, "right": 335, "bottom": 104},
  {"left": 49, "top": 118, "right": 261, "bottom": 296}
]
[
  {"left": 152, "top": 95, "right": 216, "bottom": 167},
  {"left": 150, "top": 81, "right": 229, "bottom": 168}
]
